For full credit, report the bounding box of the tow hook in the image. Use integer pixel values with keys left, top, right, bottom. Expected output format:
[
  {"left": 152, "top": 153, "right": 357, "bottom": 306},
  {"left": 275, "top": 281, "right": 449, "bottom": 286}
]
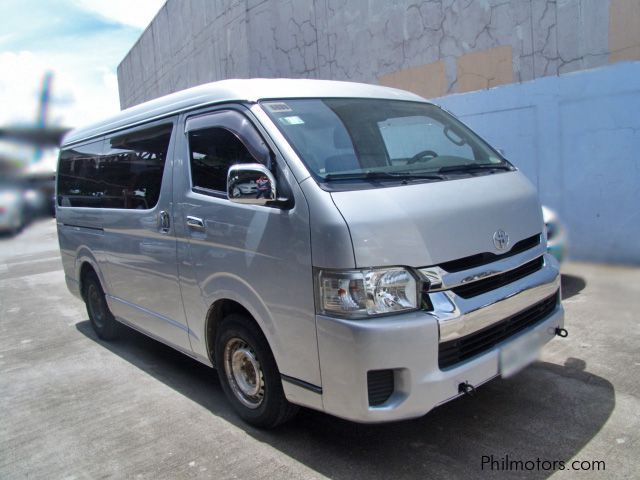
[
  {"left": 458, "top": 381, "right": 476, "bottom": 396},
  {"left": 555, "top": 327, "right": 569, "bottom": 338}
]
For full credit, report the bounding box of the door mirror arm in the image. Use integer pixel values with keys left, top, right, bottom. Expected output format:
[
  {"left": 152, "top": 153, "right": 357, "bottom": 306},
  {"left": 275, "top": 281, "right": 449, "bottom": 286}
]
[{"left": 265, "top": 196, "right": 294, "bottom": 209}]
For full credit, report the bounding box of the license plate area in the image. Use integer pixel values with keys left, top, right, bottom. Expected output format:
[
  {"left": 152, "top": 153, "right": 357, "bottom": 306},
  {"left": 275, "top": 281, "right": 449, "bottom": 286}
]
[{"left": 499, "top": 329, "right": 544, "bottom": 378}]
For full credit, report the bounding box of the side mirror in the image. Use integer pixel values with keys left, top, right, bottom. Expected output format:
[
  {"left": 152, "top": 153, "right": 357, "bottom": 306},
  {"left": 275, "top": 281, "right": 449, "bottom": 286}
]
[{"left": 227, "top": 163, "right": 277, "bottom": 205}]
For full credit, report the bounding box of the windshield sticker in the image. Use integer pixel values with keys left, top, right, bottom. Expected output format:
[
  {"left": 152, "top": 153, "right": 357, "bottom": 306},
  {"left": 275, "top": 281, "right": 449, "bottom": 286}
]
[
  {"left": 279, "top": 115, "right": 305, "bottom": 125},
  {"left": 263, "top": 102, "right": 292, "bottom": 113}
]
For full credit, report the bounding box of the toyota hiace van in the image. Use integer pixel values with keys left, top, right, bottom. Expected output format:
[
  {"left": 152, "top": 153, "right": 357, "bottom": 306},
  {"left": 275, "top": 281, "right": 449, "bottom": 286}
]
[{"left": 57, "top": 79, "right": 565, "bottom": 427}]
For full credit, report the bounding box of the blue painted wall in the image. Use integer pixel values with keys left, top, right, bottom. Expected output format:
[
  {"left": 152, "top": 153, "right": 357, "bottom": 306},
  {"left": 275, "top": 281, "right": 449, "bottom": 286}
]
[{"left": 435, "top": 62, "right": 640, "bottom": 265}]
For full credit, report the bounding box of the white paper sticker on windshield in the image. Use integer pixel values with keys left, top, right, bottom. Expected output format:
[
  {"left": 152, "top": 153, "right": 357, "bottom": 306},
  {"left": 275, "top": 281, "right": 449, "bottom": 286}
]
[
  {"left": 279, "top": 115, "right": 305, "bottom": 125},
  {"left": 263, "top": 102, "right": 292, "bottom": 113}
]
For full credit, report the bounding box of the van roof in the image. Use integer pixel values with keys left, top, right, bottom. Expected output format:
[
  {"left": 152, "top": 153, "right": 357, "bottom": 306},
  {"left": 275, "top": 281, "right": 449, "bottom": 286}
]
[{"left": 62, "top": 78, "right": 427, "bottom": 146}]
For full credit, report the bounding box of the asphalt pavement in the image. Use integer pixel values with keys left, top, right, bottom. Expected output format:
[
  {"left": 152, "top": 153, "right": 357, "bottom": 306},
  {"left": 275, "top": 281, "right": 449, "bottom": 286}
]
[{"left": 1, "top": 218, "right": 638, "bottom": 479}]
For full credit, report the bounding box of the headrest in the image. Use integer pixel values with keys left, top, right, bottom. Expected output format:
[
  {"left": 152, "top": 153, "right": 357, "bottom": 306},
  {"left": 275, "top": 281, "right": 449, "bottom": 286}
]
[{"left": 333, "top": 126, "right": 352, "bottom": 149}]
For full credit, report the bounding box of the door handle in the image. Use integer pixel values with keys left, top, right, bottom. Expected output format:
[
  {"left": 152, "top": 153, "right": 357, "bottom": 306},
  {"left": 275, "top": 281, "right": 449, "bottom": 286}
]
[
  {"left": 186, "top": 216, "right": 205, "bottom": 231},
  {"left": 158, "top": 210, "right": 170, "bottom": 233}
]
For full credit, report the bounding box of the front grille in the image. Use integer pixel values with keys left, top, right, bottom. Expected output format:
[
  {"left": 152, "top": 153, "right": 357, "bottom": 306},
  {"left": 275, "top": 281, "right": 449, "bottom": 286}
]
[
  {"left": 367, "top": 369, "right": 394, "bottom": 406},
  {"left": 439, "top": 234, "right": 541, "bottom": 273},
  {"left": 452, "top": 256, "right": 544, "bottom": 299},
  {"left": 438, "top": 291, "right": 559, "bottom": 369}
]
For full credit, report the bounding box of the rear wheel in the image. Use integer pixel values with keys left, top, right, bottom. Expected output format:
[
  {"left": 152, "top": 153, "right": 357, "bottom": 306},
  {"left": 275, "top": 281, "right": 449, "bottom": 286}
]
[
  {"left": 215, "top": 314, "right": 298, "bottom": 428},
  {"left": 84, "top": 272, "right": 120, "bottom": 341}
]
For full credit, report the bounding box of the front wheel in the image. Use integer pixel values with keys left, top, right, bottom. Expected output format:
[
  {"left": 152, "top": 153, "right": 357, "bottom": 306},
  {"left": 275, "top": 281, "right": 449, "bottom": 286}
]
[{"left": 215, "top": 314, "right": 298, "bottom": 428}]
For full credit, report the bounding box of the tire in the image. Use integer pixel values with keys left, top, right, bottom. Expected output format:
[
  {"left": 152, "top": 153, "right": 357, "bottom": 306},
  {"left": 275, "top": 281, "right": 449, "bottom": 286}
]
[
  {"left": 84, "top": 271, "right": 120, "bottom": 341},
  {"left": 215, "top": 313, "right": 298, "bottom": 428}
]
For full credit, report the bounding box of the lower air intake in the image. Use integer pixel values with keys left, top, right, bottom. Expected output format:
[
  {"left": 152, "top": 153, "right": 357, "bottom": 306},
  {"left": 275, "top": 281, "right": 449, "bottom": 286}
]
[{"left": 367, "top": 369, "right": 394, "bottom": 406}]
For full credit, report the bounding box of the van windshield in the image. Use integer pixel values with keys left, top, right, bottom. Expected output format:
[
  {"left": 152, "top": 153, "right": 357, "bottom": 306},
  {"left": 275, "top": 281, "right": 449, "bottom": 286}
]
[{"left": 261, "top": 98, "right": 511, "bottom": 184}]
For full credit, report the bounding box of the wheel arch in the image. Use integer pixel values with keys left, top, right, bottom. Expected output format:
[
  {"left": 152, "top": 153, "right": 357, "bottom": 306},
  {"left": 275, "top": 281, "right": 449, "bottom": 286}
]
[
  {"left": 204, "top": 298, "right": 270, "bottom": 368},
  {"left": 75, "top": 250, "right": 107, "bottom": 301}
]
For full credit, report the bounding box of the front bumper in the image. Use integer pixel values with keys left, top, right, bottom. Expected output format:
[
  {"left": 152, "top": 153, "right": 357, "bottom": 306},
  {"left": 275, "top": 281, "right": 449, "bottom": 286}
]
[
  {"left": 547, "top": 241, "right": 567, "bottom": 263},
  {"left": 315, "top": 253, "right": 563, "bottom": 423}
]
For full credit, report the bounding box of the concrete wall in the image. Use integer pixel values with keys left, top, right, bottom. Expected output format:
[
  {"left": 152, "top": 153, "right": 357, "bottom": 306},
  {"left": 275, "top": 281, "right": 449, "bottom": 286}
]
[
  {"left": 118, "top": 0, "right": 640, "bottom": 109},
  {"left": 435, "top": 61, "right": 640, "bottom": 265},
  {"left": 116, "top": 0, "right": 640, "bottom": 264}
]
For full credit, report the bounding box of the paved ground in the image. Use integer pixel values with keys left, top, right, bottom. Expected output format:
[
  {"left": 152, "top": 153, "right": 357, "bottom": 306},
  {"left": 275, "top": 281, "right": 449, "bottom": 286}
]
[{"left": 1, "top": 218, "right": 638, "bottom": 479}]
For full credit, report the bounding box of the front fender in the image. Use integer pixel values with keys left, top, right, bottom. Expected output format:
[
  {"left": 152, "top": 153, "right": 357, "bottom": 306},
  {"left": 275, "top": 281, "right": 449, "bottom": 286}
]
[{"left": 199, "top": 271, "right": 279, "bottom": 363}]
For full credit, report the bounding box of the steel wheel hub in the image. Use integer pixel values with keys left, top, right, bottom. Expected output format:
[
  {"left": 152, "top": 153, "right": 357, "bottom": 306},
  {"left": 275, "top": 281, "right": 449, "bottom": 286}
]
[{"left": 224, "top": 338, "right": 264, "bottom": 409}]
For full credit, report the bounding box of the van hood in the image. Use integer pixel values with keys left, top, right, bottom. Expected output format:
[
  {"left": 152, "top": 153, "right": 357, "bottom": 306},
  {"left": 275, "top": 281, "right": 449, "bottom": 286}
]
[{"left": 330, "top": 171, "right": 543, "bottom": 268}]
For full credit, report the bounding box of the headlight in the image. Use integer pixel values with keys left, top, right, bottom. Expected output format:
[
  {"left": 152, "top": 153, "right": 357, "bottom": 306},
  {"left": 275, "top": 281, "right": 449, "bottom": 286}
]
[{"left": 316, "top": 267, "right": 418, "bottom": 318}]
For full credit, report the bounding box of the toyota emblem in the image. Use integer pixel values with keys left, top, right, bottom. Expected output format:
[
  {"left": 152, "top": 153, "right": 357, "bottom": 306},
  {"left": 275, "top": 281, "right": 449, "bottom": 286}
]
[{"left": 493, "top": 229, "right": 510, "bottom": 250}]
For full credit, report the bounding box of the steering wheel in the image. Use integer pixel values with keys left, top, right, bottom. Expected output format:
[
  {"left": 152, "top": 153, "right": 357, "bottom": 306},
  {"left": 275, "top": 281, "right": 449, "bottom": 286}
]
[{"left": 407, "top": 150, "right": 439, "bottom": 164}]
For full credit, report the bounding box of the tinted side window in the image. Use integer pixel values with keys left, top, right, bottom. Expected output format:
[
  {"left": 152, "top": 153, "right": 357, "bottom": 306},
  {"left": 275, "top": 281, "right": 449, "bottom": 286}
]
[
  {"left": 57, "top": 124, "right": 173, "bottom": 209},
  {"left": 103, "top": 125, "right": 172, "bottom": 209},
  {"left": 189, "top": 127, "right": 261, "bottom": 193},
  {"left": 57, "top": 141, "right": 104, "bottom": 207}
]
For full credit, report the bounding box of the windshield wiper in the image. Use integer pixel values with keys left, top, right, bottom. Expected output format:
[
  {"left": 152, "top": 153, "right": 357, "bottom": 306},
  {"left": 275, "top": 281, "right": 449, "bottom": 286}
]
[
  {"left": 323, "top": 171, "right": 444, "bottom": 181},
  {"left": 438, "top": 163, "right": 512, "bottom": 174}
]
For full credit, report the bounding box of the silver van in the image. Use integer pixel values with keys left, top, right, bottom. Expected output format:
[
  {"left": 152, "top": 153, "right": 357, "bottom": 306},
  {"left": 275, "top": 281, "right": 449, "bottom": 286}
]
[{"left": 57, "top": 79, "right": 565, "bottom": 428}]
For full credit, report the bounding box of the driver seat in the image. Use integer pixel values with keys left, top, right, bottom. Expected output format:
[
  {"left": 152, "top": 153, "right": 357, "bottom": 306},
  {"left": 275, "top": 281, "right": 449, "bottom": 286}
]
[{"left": 324, "top": 127, "right": 359, "bottom": 173}]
